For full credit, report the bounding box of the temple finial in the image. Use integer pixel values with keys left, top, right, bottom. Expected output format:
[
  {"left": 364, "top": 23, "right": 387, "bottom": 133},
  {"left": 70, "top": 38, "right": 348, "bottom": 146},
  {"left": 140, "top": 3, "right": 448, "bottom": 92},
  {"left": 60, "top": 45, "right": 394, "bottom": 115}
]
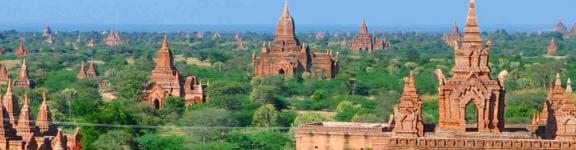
[
  {"left": 283, "top": 0, "right": 290, "bottom": 17},
  {"left": 161, "top": 34, "right": 169, "bottom": 49}
]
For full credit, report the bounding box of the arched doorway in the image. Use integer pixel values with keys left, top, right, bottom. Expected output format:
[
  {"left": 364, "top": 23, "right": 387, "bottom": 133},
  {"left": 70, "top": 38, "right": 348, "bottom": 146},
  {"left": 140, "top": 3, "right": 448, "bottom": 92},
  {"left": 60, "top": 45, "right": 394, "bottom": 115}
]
[
  {"left": 279, "top": 69, "right": 285, "bottom": 75},
  {"left": 465, "top": 101, "right": 478, "bottom": 132},
  {"left": 153, "top": 99, "right": 160, "bottom": 109}
]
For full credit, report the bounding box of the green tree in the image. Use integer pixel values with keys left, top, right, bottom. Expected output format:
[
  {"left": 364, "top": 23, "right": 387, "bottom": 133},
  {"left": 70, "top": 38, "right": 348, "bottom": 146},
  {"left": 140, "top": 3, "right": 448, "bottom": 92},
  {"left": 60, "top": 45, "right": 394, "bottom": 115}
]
[
  {"left": 252, "top": 104, "right": 278, "bottom": 127},
  {"left": 138, "top": 134, "right": 186, "bottom": 150},
  {"left": 92, "top": 130, "right": 136, "bottom": 150}
]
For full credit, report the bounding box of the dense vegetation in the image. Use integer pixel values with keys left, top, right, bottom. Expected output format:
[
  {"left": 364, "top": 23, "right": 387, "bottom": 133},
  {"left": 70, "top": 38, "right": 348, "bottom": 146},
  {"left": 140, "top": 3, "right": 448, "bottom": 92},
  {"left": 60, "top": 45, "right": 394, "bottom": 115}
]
[{"left": 0, "top": 30, "right": 574, "bottom": 149}]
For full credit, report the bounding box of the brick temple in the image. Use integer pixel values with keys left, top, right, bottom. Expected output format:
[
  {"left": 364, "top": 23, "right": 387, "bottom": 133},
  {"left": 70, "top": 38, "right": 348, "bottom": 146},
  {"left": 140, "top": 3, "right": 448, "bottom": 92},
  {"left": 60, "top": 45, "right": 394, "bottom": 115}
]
[
  {"left": 443, "top": 23, "right": 462, "bottom": 48},
  {"left": 144, "top": 36, "right": 206, "bottom": 109},
  {"left": 295, "top": 1, "right": 576, "bottom": 149},
  {"left": 350, "top": 19, "right": 389, "bottom": 52},
  {"left": 0, "top": 85, "right": 82, "bottom": 149},
  {"left": 252, "top": 1, "right": 339, "bottom": 79}
]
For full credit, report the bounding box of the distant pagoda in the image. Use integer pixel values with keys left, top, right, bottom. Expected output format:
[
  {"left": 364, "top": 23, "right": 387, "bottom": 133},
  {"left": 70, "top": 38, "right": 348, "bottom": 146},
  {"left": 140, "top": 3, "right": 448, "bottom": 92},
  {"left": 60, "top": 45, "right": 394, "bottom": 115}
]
[{"left": 350, "top": 19, "right": 389, "bottom": 52}]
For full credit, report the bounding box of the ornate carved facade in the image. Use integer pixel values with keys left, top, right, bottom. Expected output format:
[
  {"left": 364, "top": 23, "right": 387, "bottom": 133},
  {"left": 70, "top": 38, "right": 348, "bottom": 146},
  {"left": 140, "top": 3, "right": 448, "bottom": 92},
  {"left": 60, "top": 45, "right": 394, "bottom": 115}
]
[
  {"left": 435, "top": 0, "right": 506, "bottom": 133},
  {"left": 350, "top": 19, "right": 390, "bottom": 52},
  {"left": 391, "top": 72, "right": 424, "bottom": 138},
  {"left": 533, "top": 74, "right": 576, "bottom": 140},
  {"left": 0, "top": 90, "right": 82, "bottom": 150},
  {"left": 145, "top": 36, "right": 206, "bottom": 109},
  {"left": 294, "top": 1, "right": 576, "bottom": 149},
  {"left": 252, "top": 2, "right": 339, "bottom": 79}
]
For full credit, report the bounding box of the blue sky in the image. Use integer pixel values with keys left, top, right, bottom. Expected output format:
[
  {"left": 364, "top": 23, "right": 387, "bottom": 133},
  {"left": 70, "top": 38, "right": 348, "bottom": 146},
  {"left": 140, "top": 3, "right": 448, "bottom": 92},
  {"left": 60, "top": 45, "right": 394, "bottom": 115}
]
[{"left": 1, "top": 0, "right": 574, "bottom": 26}]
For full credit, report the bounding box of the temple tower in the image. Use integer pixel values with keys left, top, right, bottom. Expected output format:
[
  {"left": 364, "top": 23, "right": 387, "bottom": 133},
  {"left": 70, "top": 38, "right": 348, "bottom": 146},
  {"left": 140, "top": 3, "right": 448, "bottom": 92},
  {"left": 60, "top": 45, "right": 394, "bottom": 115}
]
[
  {"left": 2, "top": 78, "right": 18, "bottom": 125},
  {"left": 547, "top": 38, "right": 558, "bottom": 55},
  {"left": 37, "top": 92, "right": 56, "bottom": 135},
  {"left": 15, "top": 59, "right": 31, "bottom": 88},
  {"left": 392, "top": 72, "right": 424, "bottom": 137},
  {"left": 15, "top": 41, "right": 29, "bottom": 56},
  {"left": 15, "top": 94, "right": 37, "bottom": 139},
  {"left": 435, "top": 0, "right": 507, "bottom": 133},
  {"left": 253, "top": 1, "right": 338, "bottom": 79}
]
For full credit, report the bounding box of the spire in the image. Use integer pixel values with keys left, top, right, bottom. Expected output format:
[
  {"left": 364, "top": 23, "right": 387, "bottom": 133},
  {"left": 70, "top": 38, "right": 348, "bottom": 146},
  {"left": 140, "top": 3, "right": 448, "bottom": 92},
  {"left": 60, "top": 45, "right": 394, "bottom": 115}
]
[
  {"left": 0, "top": 97, "right": 14, "bottom": 137},
  {"left": 0, "top": 64, "right": 8, "bottom": 84},
  {"left": 462, "top": 0, "right": 482, "bottom": 44},
  {"left": 37, "top": 91, "right": 56, "bottom": 135},
  {"left": 77, "top": 61, "right": 87, "bottom": 79},
  {"left": 15, "top": 94, "right": 37, "bottom": 139},
  {"left": 274, "top": 0, "right": 298, "bottom": 44},
  {"left": 162, "top": 34, "right": 170, "bottom": 49},
  {"left": 2, "top": 77, "right": 18, "bottom": 125},
  {"left": 87, "top": 61, "right": 97, "bottom": 78},
  {"left": 15, "top": 59, "right": 31, "bottom": 88},
  {"left": 451, "top": 22, "right": 459, "bottom": 34},
  {"left": 16, "top": 40, "right": 29, "bottom": 56},
  {"left": 283, "top": 0, "right": 290, "bottom": 17},
  {"left": 547, "top": 38, "right": 558, "bottom": 55},
  {"left": 52, "top": 129, "right": 66, "bottom": 150},
  {"left": 555, "top": 73, "right": 562, "bottom": 87},
  {"left": 153, "top": 35, "right": 176, "bottom": 71},
  {"left": 567, "top": 78, "right": 573, "bottom": 94},
  {"left": 360, "top": 18, "right": 368, "bottom": 34}
]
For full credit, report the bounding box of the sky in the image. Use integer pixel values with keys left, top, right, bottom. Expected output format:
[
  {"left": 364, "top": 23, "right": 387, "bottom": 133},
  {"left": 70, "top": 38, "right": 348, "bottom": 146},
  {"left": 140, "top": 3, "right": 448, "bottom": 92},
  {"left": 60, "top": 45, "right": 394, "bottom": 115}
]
[{"left": 0, "top": 0, "right": 574, "bottom": 30}]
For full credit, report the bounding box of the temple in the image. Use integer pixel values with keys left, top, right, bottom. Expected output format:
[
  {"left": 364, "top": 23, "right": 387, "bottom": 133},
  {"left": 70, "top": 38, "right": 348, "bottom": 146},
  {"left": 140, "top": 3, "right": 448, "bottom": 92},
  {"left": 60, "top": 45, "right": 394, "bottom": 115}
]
[
  {"left": 77, "top": 61, "right": 97, "bottom": 80},
  {"left": 44, "top": 35, "right": 55, "bottom": 45},
  {"left": 252, "top": 1, "right": 339, "bottom": 79},
  {"left": 554, "top": 21, "right": 568, "bottom": 33},
  {"left": 42, "top": 26, "right": 52, "bottom": 37},
  {"left": 350, "top": 19, "right": 390, "bottom": 52},
  {"left": 0, "top": 64, "right": 8, "bottom": 85},
  {"left": 533, "top": 74, "right": 576, "bottom": 140},
  {"left": 86, "top": 38, "right": 96, "bottom": 48},
  {"left": 547, "top": 38, "right": 558, "bottom": 56},
  {"left": 14, "top": 59, "right": 31, "bottom": 89},
  {"left": 104, "top": 31, "right": 122, "bottom": 46},
  {"left": 443, "top": 23, "right": 462, "bottom": 47},
  {"left": 15, "top": 41, "right": 29, "bottom": 56},
  {"left": 295, "top": 1, "right": 576, "bottom": 149},
  {"left": 145, "top": 35, "right": 207, "bottom": 109},
  {"left": 0, "top": 91, "right": 82, "bottom": 149}
]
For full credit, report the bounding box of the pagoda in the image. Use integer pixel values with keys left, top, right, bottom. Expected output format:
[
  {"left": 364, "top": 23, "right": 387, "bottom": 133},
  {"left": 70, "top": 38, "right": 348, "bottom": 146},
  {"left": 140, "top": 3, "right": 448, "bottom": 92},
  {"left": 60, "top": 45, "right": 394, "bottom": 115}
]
[
  {"left": 0, "top": 91, "right": 83, "bottom": 149},
  {"left": 104, "top": 31, "right": 122, "bottom": 46},
  {"left": 443, "top": 22, "right": 462, "bottom": 47},
  {"left": 15, "top": 41, "right": 29, "bottom": 56},
  {"left": 0, "top": 64, "right": 8, "bottom": 85},
  {"left": 14, "top": 59, "right": 31, "bottom": 88},
  {"left": 547, "top": 38, "right": 558, "bottom": 55},
  {"left": 253, "top": 1, "right": 339, "bottom": 79},
  {"left": 435, "top": 0, "right": 508, "bottom": 133},
  {"left": 350, "top": 19, "right": 389, "bottom": 52},
  {"left": 145, "top": 35, "right": 207, "bottom": 109}
]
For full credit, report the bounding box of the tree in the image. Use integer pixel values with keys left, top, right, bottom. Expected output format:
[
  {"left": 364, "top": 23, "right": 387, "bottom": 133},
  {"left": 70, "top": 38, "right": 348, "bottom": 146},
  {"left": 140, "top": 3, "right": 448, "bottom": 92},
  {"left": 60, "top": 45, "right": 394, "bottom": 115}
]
[
  {"left": 138, "top": 133, "right": 186, "bottom": 150},
  {"left": 252, "top": 104, "right": 278, "bottom": 127},
  {"left": 92, "top": 130, "right": 136, "bottom": 150},
  {"left": 178, "top": 107, "right": 236, "bottom": 142}
]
